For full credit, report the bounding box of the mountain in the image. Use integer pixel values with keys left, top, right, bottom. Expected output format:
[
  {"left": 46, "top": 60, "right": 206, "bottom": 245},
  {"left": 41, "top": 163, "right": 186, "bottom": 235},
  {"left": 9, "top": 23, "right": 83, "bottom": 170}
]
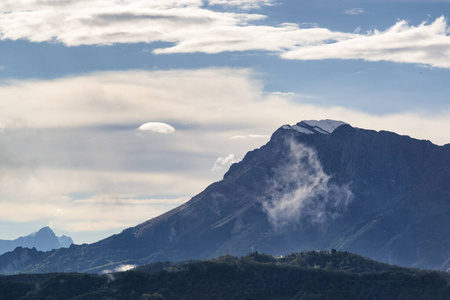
[
  {"left": 0, "top": 120, "right": 449, "bottom": 274},
  {"left": 1, "top": 251, "right": 449, "bottom": 300},
  {"left": 0, "top": 227, "right": 73, "bottom": 255}
]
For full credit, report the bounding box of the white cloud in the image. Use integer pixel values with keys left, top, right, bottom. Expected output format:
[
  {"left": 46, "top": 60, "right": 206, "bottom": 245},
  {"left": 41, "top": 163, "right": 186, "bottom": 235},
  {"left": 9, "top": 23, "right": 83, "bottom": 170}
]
[
  {"left": 114, "top": 264, "right": 136, "bottom": 272},
  {"left": 138, "top": 122, "right": 175, "bottom": 134},
  {"left": 0, "top": 200, "right": 164, "bottom": 232},
  {"left": 230, "top": 134, "right": 270, "bottom": 139},
  {"left": 283, "top": 16, "right": 450, "bottom": 69},
  {"left": 267, "top": 91, "right": 317, "bottom": 99},
  {"left": 102, "top": 264, "right": 137, "bottom": 274},
  {"left": 0, "top": 68, "right": 255, "bottom": 129},
  {"left": 344, "top": 8, "right": 365, "bottom": 16},
  {"left": 0, "top": 167, "right": 207, "bottom": 234},
  {"left": 152, "top": 23, "right": 352, "bottom": 55},
  {"left": 263, "top": 141, "right": 352, "bottom": 229},
  {"left": 0, "top": 0, "right": 268, "bottom": 46},
  {"left": 1, "top": 1, "right": 449, "bottom": 67},
  {"left": 208, "top": 0, "right": 276, "bottom": 9},
  {"left": 212, "top": 154, "right": 241, "bottom": 172},
  {"left": 75, "top": 196, "right": 190, "bottom": 205},
  {"left": 1, "top": 68, "right": 448, "bottom": 144},
  {"left": 0, "top": 168, "right": 207, "bottom": 201}
]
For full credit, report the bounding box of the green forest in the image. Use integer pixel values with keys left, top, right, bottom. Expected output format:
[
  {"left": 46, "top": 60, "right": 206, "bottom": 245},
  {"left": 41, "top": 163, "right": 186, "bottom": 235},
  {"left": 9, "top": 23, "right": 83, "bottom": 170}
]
[{"left": 1, "top": 250, "right": 449, "bottom": 300}]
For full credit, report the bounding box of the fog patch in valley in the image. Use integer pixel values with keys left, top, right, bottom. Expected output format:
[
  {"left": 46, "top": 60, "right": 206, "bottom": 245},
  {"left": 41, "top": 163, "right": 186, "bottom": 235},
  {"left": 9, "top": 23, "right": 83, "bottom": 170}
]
[{"left": 101, "top": 264, "right": 137, "bottom": 275}]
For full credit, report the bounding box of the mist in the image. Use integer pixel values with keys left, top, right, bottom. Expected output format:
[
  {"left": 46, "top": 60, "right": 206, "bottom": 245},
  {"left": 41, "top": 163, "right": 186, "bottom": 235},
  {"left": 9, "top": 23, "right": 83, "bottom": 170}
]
[{"left": 263, "top": 140, "right": 353, "bottom": 229}]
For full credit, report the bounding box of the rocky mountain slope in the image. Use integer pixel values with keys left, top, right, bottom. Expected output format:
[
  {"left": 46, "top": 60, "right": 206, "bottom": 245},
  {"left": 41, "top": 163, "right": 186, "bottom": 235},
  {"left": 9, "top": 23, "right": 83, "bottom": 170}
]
[
  {"left": 0, "top": 120, "right": 448, "bottom": 274},
  {"left": 0, "top": 227, "right": 73, "bottom": 255}
]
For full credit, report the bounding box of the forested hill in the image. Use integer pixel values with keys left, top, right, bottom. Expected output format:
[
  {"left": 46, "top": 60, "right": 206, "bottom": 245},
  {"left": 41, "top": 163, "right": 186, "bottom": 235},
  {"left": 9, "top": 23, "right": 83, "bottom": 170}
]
[{"left": 1, "top": 251, "right": 449, "bottom": 300}]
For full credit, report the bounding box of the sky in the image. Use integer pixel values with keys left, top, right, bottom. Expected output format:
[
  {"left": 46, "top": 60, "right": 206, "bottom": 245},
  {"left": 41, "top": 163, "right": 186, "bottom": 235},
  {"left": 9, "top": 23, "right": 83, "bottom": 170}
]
[{"left": 0, "top": 0, "right": 449, "bottom": 244}]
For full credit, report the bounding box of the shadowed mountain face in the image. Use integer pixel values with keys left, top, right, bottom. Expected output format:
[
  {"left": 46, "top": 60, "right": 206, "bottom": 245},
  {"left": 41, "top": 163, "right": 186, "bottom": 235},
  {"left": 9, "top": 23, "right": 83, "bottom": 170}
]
[
  {"left": 0, "top": 227, "right": 73, "bottom": 255},
  {"left": 1, "top": 120, "right": 449, "bottom": 274}
]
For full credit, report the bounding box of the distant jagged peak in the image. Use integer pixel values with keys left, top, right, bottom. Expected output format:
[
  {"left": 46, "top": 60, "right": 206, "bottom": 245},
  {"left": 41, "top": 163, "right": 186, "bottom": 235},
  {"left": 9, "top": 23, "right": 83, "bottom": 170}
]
[
  {"left": 0, "top": 226, "right": 73, "bottom": 255},
  {"left": 22, "top": 226, "right": 72, "bottom": 247},
  {"left": 282, "top": 119, "right": 348, "bottom": 135},
  {"left": 26, "top": 226, "right": 55, "bottom": 238}
]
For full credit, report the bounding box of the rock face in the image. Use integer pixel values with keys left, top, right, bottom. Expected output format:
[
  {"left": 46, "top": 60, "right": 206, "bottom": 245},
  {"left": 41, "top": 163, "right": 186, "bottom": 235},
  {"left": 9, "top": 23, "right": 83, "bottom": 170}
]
[
  {"left": 0, "top": 227, "right": 73, "bottom": 255},
  {"left": 0, "top": 120, "right": 449, "bottom": 274}
]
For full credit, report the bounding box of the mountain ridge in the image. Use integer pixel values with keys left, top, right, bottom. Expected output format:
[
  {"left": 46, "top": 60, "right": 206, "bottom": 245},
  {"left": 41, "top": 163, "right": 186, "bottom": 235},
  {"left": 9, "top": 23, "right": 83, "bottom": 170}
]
[{"left": 0, "top": 120, "right": 448, "bottom": 274}]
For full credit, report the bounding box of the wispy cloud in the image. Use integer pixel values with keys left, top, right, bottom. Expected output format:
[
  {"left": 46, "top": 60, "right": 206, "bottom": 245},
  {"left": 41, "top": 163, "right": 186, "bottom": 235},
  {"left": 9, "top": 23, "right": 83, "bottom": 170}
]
[
  {"left": 0, "top": 0, "right": 268, "bottom": 46},
  {"left": 208, "top": 0, "right": 277, "bottom": 9},
  {"left": 114, "top": 264, "right": 136, "bottom": 272},
  {"left": 344, "top": 8, "right": 365, "bottom": 15},
  {"left": 283, "top": 17, "right": 450, "bottom": 69},
  {"left": 74, "top": 196, "right": 190, "bottom": 205},
  {"left": 230, "top": 134, "right": 270, "bottom": 139},
  {"left": 263, "top": 141, "right": 352, "bottom": 229},
  {"left": 2, "top": 68, "right": 448, "bottom": 143},
  {"left": 102, "top": 264, "right": 136, "bottom": 274},
  {"left": 212, "top": 154, "right": 241, "bottom": 172},
  {"left": 267, "top": 91, "right": 317, "bottom": 99},
  {"left": 0, "top": 168, "right": 204, "bottom": 233},
  {"left": 1, "top": 1, "right": 449, "bottom": 68}
]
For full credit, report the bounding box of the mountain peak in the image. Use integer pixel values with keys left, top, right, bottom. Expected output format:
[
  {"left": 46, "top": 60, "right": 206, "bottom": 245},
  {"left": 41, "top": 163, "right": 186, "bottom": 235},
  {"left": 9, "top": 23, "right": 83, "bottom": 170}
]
[
  {"left": 35, "top": 227, "right": 57, "bottom": 238},
  {"left": 0, "top": 227, "right": 73, "bottom": 255},
  {"left": 27, "top": 226, "right": 54, "bottom": 238},
  {"left": 38, "top": 226, "right": 53, "bottom": 233},
  {"left": 282, "top": 119, "right": 348, "bottom": 135}
]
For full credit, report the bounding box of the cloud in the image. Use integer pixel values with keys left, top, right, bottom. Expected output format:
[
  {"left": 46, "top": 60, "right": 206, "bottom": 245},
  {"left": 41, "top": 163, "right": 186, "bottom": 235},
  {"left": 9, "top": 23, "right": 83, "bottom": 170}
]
[
  {"left": 138, "top": 122, "right": 175, "bottom": 134},
  {"left": 114, "top": 264, "right": 136, "bottom": 272},
  {"left": 282, "top": 16, "right": 450, "bottom": 68},
  {"left": 75, "top": 196, "right": 190, "bottom": 205},
  {"left": 0, "top": 0, "right": 268, "bottom": 46},
  {"left": 152, "top": 22, "right": 352, "bottom": 55},
  {"left": 1, "top": 68, "right": 449, "bottom": 144},
  {"left": 208, "top": 0, "right": 276, "bottom": 9},
  {"left": 344, "top": 8, "right": 365, "bottom": 15},
  {"left": 0, "top": 168, "right": 207, "bottom": 236},
  {"left": 212, "top": 154, "right": 241, "bottom": 172},
  {"left": 267, "top": 91, "right": 317, "bottom": 99},
  {"left": 263, "top": 141, "right": 353, "bottom": 229},
  {"left": 230, "top": 134, "right": 270, "bottom": 139},
  {"left": 101, "top": 264, "right": 136, "bottom": 274},
  {"left": 1, "top": 1, "right": 450, "bottom": 67},
  {"left": 0, "top": 68, "right": 258, "bottom": 129}
]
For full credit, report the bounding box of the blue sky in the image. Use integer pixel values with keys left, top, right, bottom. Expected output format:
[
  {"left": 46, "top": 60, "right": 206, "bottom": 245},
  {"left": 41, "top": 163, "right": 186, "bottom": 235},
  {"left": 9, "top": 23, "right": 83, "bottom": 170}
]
[{"left": 0, "top": 0, "right": 449, "bottom": 243}]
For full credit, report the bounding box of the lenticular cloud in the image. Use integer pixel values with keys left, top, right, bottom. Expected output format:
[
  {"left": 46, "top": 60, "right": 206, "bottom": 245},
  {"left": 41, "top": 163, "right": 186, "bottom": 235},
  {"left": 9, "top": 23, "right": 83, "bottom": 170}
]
[{"left": 138, "top": 122, "right": 175, "bottom": 134}]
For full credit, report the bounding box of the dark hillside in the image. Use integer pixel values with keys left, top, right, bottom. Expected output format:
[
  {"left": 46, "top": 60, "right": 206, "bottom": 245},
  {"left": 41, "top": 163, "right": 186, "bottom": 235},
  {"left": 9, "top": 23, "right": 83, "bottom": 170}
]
[{"left": 0, "top": 251, "right": 449, "bottom": 300}]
